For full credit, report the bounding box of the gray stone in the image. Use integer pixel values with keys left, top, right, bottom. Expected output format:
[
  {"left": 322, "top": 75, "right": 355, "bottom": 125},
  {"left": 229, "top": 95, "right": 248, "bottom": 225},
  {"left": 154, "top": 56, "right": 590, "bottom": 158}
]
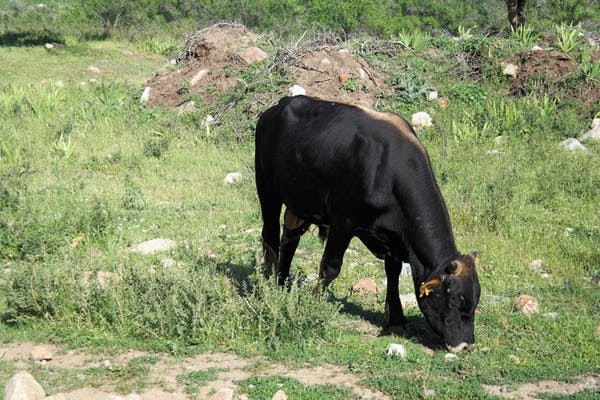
[
  {"left": 502, "top": 63, "right": 519, "bottom": 77},
  {"left": 559, "top": 138, "right": 587, "bottom": 152},
  {"left": 140, "top": 87, "right": 151, "bottom": 103},
  {"left": 224, "top": 172, "right": 242, "bottom": 185},
  {"left": 190, "top": 69, "right": 208, "bottom": 86},
  {"left": 271, "top": 390, "right": 288, "bottom": 400},
  {"left": 386, "top": 343, "right": 407, "bottom": 358},
  {"left": 30, "top": 346, "right": 53, "bottom": 362},
  {"left": 4, "top": 371, "right": 45, "bottom": 400},
  {"left": 579, "top": 125, "right": 600, "bottom": 142},
  {"left": 411, "top": 112, "right": 433, "bottom": 128},
  {"left": 177, "top": 101, "right": 195, "bottom": 114},
  {"left": 127, "top": 239, "right": 176, "bottom": 255},
  {"left": 288, "top": 85, "right": 306, "bottom": 96}
]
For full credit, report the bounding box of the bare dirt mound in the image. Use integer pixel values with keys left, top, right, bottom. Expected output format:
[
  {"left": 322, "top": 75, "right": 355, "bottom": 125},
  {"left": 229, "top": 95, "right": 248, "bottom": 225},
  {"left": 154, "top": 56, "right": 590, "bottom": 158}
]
[
  {"left": 143, "top": 23, "right": 389, "bottom": 110},
  {"left": 510, "top": 49, "right": 600, "bottom": 112}
]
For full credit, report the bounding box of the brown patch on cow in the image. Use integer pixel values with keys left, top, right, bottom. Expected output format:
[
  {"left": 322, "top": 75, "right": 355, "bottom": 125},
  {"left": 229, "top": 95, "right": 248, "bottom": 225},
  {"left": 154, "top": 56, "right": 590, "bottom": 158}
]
[
  {"left": 283, "top": 208, "right": 304, "bottom": 230},
  {"left": 358, "top": 106, "right": 426, "bottom": 154}
]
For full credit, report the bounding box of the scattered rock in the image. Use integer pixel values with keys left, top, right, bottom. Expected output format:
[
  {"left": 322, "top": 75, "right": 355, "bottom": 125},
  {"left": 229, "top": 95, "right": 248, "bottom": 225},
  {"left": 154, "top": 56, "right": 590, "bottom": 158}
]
[
  {"left": 224, "top": 172, "right": 243, "bottom": 185},
  {"left": 426, "top": 90, "right": 438, "bottom": 101},
  {"left": 487, "top": 149, "right": 502, "bottom": 156},
  {"left": 592, "top": 118, "right": 600, "bottom": 129},
  {"left": 439, "top": 97, "right": 448, "bottom": 108},
  {"left": 288, "top": 84, "right": 306, "bottom": 96},
  {"left": 559, "top": 138, "right": 587, "bottom": 152},
  {"left": 424, "top": 389, "right": 436, "bottom": 397},
  {"left": 543, "top": 312, "right": 559, "bottom": 319},
  {"left": 271, "top": 390, "right": 288, "bottom": 400},
  {"left": 529, "top": 259, "right": 544, "bottom": 271},
  {"left": 87, "top": 65, "right": 101, "bottom": 74},
  {"left": 140, "top": 87, "right": 151, "bottom": 103},
  {"left": 338, "top": 73, "right": 351, "bottom": 84},
  {"left": 4, "top": 371, "right": 46, "bottom": 400},
  {"left": 515, "top": 294, "right": 539, "bottom": 316},
  {"left": 386, "top": 343, "right": 407, "bottom": 358},
  {"left": 444, "top": 353, "right": 458, "bottom": 362},
  {"left": 579, "top": 125, "right": 600, "bottom": 142},
  {"left": 126, "top": 238, "right": 177, "bottom": 255},
  {"left": 190, "top": 69, "right": 209, "bottom": 86},
  {"left": 177, "top": 100, "right": 195, "bottom": 114},
  {"left": 30, "top": 345, "right": 53, "bottom": 362},
  {"left": 564, "top": 227, "right": 574, "bottom": 236},
  {"left": 239, "top": 46, "right": 268, "bottom": 65},
  {"left": 502, "top": 63, "right": 519, "bottom": 77},
  {"left": 208, "top": 388, "right": 234, "bottom": 400},
  {"left": 352, "top": 278, "right": 378, "bottom": 296},
  {"left": 508, "top": 354, "right": 521, "bottom": 364},
  {"left": 494, "top": 135, "right": 505, "bottom": 144},
  {"left": 411, "top": 111, "right": 433, "bottom": 128},
  {"left": 531, "top": 45, "right": 544, "bottom": 51}
]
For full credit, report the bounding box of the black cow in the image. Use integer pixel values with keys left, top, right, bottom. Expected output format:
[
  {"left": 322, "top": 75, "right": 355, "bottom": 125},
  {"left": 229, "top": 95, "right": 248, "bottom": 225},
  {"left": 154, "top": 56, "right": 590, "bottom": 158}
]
[{"left": 255, "top": 95, "right": 480, "bottom": 352}]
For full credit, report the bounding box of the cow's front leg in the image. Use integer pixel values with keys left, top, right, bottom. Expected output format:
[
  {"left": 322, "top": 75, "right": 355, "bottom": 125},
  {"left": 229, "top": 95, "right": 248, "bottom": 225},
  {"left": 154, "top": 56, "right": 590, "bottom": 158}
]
[
  {"left": 382, "top": 256, "right": 407, "bottom": 335},
  {"left": 313, "top": 225, "right": 352, "bottom": 293}
]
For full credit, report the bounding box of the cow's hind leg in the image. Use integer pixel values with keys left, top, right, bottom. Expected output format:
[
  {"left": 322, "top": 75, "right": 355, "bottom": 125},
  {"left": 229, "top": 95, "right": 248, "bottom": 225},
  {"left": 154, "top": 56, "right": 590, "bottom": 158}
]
[
  {"left": 278, "top": 208, "right": 310, "bottom": 286},
  {"left": 382, "top": 256, "right": 407, "bottom": 335},
  {"left": 259, "top": 195, "right": 282, "bottom": 278}
]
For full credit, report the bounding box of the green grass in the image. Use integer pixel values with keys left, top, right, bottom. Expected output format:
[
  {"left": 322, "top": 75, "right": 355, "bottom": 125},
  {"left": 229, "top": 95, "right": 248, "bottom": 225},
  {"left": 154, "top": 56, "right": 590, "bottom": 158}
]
[{"left": 1, "top": 29, "right": 599, "bottom": 399}]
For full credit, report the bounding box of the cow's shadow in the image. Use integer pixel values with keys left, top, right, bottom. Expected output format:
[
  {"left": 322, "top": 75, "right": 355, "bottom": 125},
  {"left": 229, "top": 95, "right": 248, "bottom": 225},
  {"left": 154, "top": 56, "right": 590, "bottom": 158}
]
[{"left": 337, "top": 298, "right": 444, "bottom": 350}]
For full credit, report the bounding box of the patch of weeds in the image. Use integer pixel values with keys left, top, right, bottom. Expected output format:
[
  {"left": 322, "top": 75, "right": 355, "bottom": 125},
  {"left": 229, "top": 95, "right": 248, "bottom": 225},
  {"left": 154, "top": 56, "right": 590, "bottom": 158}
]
[
  {"left": 579, "top": 48, "right": 600, "bottom": 84},
  {"left": 238, "top": 376, "right": 358, "bottom": 400},
  {"left": 449, "top": 82, "right": 487, "bottom": 103},
  {"left": 393, "top": 29, "right": 431, "bottom": 52},
  {"left": 143, "top": 133, "right": 170, "bottom": 158},
  {"left": 177, "top": 79, "right": 191, "bottom": 95},
  {"left": 177, "top": 368, "right": 223, "bottom": 396},
  {"left": 341, "top": 77, "right": 367, "bottom": 93},
  {"left": 389, "top": 70, "right": 433, "bottom": 104},
  {"left": 510, "top": 24, "right": 538, "bottom": 49},
  {"left": 122, "top": 175, "right": 147, "bottom": 211},
  {"left": 539, "top": 389, "right": 600, "bottom": 400}
]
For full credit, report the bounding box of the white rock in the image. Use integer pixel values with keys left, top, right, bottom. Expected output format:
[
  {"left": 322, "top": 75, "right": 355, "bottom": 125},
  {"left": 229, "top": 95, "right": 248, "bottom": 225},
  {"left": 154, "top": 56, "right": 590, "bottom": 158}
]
[
  {"left": 502, "top": 63, "right": 519, "bottom": 77},
  {"left": 288, "top": 85, "right": 306, "bottom": 96},
  {"left": 426, "top": 90, "right": 438, "bottom": 101},
  {"left": 494, "top": 135, "right": 505, "bottom": 144},
  {"left": 386, "top": 343, "right": 407, "bottom": 358},
  {"left": 579, "top": 125, "right": 600, "bottom": 142},
  {"left": 271, "top": 390, "right": 288, "bottom": 400},
  {"left": 424, "top": 389, "right": 436, "bottom": 397},
  {"left": 531, "top": 45, "right": 544, "bottom": 51},
  {"left": 87, "top": 65, "right": 101, "bottom": 74},
  {"left": 487, "top": 149, "right": 503, "bottom": 156},
  {"left": 444, "top": 353, "right": 458, "bottom": 362},
  {"left": 127, "top": 238, "right": 176, "bottom": 255},
  {"left": 190, "top": 69, "right": 208, "bottom": 86},
  {"left": 4, "top": 371, "right": 46, "bottom": 400},
  {"left": 559, "top": 138, "right": 587, "bottom": 152},
  {"left": 411, "top": 112, "right": 433, "bottom": 128},
  {"left": 30, "top": 345, "right": 53, "bottom": 362},
  {"left": 140, "top": 87, "right": 151, "bottom": 103},
  {"left": 592, "top": 118, "right": 600, "bottom": 129},
  {"left": 55, "top": 81, "right": 64, "bottom": 87},
  {"left": 529, "top": 259, "right": 544, "bottom": 271},
  {"left": 357, "top": 67, "right": 367, "bottom": 79},
  {"left": 224, "top": 172, "right": 242, "bottom": 185},
  {"left": 321, "top": 58, "right": 331, "bottom": 65}
]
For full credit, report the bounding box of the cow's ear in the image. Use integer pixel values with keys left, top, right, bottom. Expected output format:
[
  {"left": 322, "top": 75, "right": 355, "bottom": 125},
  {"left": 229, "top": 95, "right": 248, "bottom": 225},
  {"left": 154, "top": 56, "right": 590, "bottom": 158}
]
[
  {"left": 470, "top": 251, "right": 479, "bottom": 259},
  {"left": 446, "top": 261, "right": 463, "bottom": 276},
  {"left": 419, "top": 279, "right": 442, "bottom": 298}
]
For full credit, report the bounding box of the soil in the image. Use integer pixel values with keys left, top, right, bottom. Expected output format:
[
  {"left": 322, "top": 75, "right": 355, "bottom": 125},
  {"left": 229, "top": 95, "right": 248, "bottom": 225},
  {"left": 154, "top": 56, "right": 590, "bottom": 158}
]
[
  {"left": 509, "top": 49, "right": 600, "bottom": 112},
  {"left": 143, "top": 23, "right": 389, "bottom": 110}
]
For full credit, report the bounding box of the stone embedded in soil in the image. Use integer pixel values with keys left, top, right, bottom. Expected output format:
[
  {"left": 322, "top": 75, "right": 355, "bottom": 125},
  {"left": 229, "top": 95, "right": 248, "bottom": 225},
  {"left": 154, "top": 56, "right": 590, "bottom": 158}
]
[
  {"left": 238, "top": 46, "right": 268, "bottom": 65},
  {"left": 426, "top": 90, "right": 438, "bottom": 101},
  {"left": 4, "top": 371, "right": 46, "bottom": 400},
  {"left": 190, "top": 69, "right": 209, "bottom": 86},
  {"left": 271, "top": 390, "right": 288, "bottom": 400},
  {"left": 444, "top": 353, "right": 458, "bottom": 362},
  {"left": 126, "top": 238, "right": 177, "bottom": 255},
  {"left": 386, "top": 343, "right": 407, "bottom": 358},
  {"left": 288, "top": 84, "right": 306, "bottom": 96},
  {"left": 177, "top": 101, "right": 195, "bottom": 114},
  {"left": 591, "top": 118, "right": 600, "bottom": 129},
  {"left": 140, "top": 87, "right": 151, "bottom": 103},
  {"left": 352, "top": 278, "right": 378, "bottom": 296},
  {"left": 515, "top": 294, "right": 539, "bottom": 316},
  {"left": 502, "top": 63, "right": 519, "bottom": 77},
  {"left": 30, "top": 345, "right": 53, "bottom": 362}
]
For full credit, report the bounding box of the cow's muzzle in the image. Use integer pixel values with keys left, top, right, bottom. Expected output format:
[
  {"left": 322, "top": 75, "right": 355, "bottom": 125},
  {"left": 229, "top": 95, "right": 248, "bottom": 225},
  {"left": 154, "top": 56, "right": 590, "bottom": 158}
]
[{"left": 447, "top": 342, "right": 475, "bottom": 353}]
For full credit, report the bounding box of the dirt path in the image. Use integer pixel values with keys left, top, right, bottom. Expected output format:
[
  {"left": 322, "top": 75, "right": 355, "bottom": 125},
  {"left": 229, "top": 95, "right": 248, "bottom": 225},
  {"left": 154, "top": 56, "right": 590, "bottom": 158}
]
[{"left": 1, "top": 342, "right": 390, "bottom": 400}]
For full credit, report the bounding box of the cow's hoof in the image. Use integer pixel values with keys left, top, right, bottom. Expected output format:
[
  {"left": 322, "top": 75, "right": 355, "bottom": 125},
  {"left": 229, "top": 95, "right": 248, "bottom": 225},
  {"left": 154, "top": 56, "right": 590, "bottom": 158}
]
[{"left": 380, "top": 324, "right": 407, "bottom": 337}]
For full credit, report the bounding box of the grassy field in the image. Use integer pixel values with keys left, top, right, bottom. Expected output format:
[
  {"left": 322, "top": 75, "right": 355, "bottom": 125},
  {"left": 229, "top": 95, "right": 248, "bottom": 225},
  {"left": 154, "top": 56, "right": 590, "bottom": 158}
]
[{"left": 1, "top": 25, "right": 599, "bottom": 399}]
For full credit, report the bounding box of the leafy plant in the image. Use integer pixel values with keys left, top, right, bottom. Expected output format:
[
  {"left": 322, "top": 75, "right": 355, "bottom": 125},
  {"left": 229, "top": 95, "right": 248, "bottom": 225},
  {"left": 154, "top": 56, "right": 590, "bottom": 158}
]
[
  {"left": 393, "top": 29, "right": 431, "bottom": 52},
  {"left": 580, "top": 47, "right": 600, "bottom": 83},
  {"left": 556, "top": 23, "right": 582, "bottom": 53},
  {"left": 510, "top": 24, "right": 538, "bottom": 48},
  {"left": 122, "top": 175, "right": 147, "bottom": 211}
]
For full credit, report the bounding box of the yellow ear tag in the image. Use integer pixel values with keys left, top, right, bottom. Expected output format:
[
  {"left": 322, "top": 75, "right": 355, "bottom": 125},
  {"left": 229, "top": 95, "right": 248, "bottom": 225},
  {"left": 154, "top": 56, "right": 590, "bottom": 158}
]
[{"left": 419, "top": 283, "right": 431, "bottom": 298}]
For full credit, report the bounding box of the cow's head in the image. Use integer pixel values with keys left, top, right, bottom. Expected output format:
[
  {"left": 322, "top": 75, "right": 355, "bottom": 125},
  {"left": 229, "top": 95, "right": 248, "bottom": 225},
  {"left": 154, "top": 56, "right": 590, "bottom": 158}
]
[{"left": 417, "top": 252, "right": 480, "bottom": 352}]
